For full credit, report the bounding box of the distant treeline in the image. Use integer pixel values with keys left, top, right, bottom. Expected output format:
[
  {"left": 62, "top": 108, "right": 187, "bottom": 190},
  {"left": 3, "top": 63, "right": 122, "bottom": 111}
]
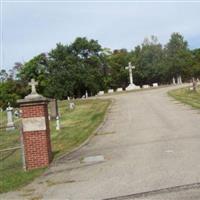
[{"left": 1, "top": 33, "right": 200, "bottom": 109}]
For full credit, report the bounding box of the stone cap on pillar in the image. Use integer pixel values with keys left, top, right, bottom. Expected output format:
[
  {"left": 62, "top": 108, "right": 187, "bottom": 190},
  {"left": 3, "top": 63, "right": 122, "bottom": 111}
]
[{"left": 17, "top": 79, "right": 50, "bottom": 104}]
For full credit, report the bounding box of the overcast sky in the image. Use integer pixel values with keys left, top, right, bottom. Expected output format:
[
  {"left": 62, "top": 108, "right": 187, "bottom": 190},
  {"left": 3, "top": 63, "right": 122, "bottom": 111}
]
[{"left": 1, "top": 1, "right": 200, "bottom": 70}]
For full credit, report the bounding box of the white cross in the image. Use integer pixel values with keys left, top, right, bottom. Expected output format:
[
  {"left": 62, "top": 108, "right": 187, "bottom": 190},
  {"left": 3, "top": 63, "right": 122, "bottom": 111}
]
[
  {"left": 125, "top": 62, "right": 135, "bottom": 85},
  {"left": 28, "top": 79, "right": 38, "bottom": 94}
]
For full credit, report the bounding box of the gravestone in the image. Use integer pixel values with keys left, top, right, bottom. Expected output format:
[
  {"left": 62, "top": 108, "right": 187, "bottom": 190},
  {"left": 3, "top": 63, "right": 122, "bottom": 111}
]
[
  {"left": 56, "top": 116, "right": 60, "bottom": 130},
  {"left": 6, "top": 103, "right": 15, "bottom": 131},
  {"left": 69, "top": 102, "right": 75, "bottom": 110},
  {"left": 98, "top": 91, "right": 104, "bottom": 95},
  {"left": 116, "top": 88, "right": 123, "bottom": 92},
  {"left": 177, "top": 75, "right": 182, "bottom": 84},
  {"left": 192, "top": 78, "right": 197, "bottom": 91},
  {"left": 85, "top": 91, "right": 88, "bottom": 98},
  {"left": 108, "top": 89, "right": 114, "bottom": 93},
  {"left": 125, "top": 62, "right": 140, "bottom": 90},
  {"left": 153, "top": 83, "right": 158, "bottom": 87},
  {"left": 172, "top": 77, "right": 176, "bottom": 85},
  {"left": 49, "top": 99, "right": 58, "bottom": 120},
  {"left": 142, "top": 85, "right": 150, "bottom": 89}
]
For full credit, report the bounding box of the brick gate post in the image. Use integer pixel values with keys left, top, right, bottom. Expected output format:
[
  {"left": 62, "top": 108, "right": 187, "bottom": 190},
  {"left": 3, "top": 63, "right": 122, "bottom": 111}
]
[{"left": 17, "top": 79, "right": 52, "bottom": 170}]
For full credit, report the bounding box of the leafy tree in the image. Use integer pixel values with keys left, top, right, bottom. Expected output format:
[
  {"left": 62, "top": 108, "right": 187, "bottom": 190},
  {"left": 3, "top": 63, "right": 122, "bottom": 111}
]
[
  {"left": 131, "top": 36, "right": 164, "bottom": 85},
  {"left": 0, "top": 69, "right": 8, "bottom": 82},
  {"left": 47, "top": 37, "right": 106, "bottom": 98},
  {"left": 164, "top": 33, "right": 192, "bottom": 82},
  {"left": 0, "top": 79, "right": 27, "bottom": 109},
  {"left": 18, "top": 53, "right": 49, "bottom": 94},
  {"left": 108, "top": 49, "right": 130, "bottom": 89}
]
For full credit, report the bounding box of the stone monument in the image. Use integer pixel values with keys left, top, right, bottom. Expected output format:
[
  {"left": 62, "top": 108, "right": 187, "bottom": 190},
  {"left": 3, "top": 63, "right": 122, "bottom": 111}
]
[
  {"left": 172, "top": 77, "right": 176, "bottom": 85},
  {"left": 125, "top": 62, "right": 140, "bottom": 90},
  {"left": 49, "top": 99, "right": 58, "bottom": 120},
  {"left": 85, "top": 91, "right": 88, "bottom": 98},
  {"left": 17, "top": 79, "right": 52, "bottom": 170},
  {"left": 177, "top": 75, "right": 182, "bottom": 84},
  {"left": 6, "top": 103, "right": 15, "bottom": 131}
]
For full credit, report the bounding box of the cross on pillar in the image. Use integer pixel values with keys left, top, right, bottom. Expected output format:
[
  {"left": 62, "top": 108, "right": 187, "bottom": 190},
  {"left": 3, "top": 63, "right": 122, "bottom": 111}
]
[
  {"left": 125, "top": 62, "right": 135, "bottom": 85},
  {"left": 28, "top": 79, "right": 38, "bottom": 94}
]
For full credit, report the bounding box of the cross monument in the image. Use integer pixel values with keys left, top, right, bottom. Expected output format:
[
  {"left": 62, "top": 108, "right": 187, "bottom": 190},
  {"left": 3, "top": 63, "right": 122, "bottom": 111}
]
[
  {"left": 29, "top": 79, "right": 38, "bottom": 94},
  {"left": 125, "top": 62, "right": 135, "bottom": 85},
  {"left": 25, "top": 79, "right": 42, "bottom": 99},
  {"left": 125, "top": 62, "right": 140, "bottom": 90}
]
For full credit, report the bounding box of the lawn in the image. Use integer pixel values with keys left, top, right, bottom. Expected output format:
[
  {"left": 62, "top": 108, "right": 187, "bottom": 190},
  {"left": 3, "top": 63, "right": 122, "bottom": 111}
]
[
  {"left": 168, "top": 86, "right": 200, "bottom": 109},
  {"left": 0, "top": 99, "right": 110, "bottom": 193}
]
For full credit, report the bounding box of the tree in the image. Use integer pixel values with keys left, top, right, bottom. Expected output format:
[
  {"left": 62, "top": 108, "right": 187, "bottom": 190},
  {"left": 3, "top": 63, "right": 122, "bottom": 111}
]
[
  {"left": 47, "top": 37, "right": 106, "bottom": 98},
  {"left": 164, "top": 33, "right": 192, "bottom": 82},
  {"left": 191, "top": 49, "right": 200, "bottom": 78},
  {"left": 0, "top": 69, "right": 8, "bottom": 82},
  {"left": 18, "top": 53, "right": 49, "bottom": 95},
  {"left": 130, "top": 36, "right": 164, "bottom": 85},
  {"left": 108, "top": 49, "right": 130, "bottom": 89}
]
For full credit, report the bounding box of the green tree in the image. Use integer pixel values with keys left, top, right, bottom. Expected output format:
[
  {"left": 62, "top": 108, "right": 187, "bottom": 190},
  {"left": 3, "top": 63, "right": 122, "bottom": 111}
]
[
  {"left": 130, "top": 36, "right": 164, "bottom": 85},
  {"left": 165, "top": 33, "right": 192, "bottom": 82},
  {"left": 108, "top": 49, "right": 130, "bottom": 89}
]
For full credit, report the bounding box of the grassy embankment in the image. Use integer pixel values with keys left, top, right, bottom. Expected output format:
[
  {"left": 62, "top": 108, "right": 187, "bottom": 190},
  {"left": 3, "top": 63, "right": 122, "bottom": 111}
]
[
  {"left": 0, "top": 99, "right": 110, "bottom": 193},
  {"left": 168, "top": 86, "right": 200, "bottom": 109}
]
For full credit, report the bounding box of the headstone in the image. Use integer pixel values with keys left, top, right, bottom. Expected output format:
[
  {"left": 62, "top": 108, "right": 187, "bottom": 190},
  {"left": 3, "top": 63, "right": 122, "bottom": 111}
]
[
  {"left": 172, "top": 77, "right": 176, "bottom": 85},
  {"left": 153, "top": 83, "right": 158, "bottom": 87},
  {"left": 6, "top": 103, "right": 15, "bottom": 131},
  {"left": 85, "top": 91, "right": 88, "bottom": 98},
  {"left": 49, "top": 99, "right": 58, "bottom": 120},
  {"left": 67, "top": 96, "right": 70, "bottom": 101},
  {"left": 98, "top": 91, "right": 104, "bottom": 95},
  {"left": 14, "top": 109, "right": 19, "bottom": 118},
  {"left": 69, "top": 102, "right": 75, "bottom": 110},
  {"left": 116, "top": 88, "right": 123, "bottom": 92},
  {"left": 177, "top": 75, "right": 182, "bottom": 84},
  {"left": 142, "top": 85, "right": 150, "bottom": 89},
  {"left": 56, "top": 116, "right": 60, "bottom": 130},
  {"left": 108, "top": 89, "right": 114, "bottom": 93},
  {"left": 192, "top": 77, "right": 197, "bottom": 91},
  {"left": 125, "top": 62, "right": 140, "bottom": 90}
]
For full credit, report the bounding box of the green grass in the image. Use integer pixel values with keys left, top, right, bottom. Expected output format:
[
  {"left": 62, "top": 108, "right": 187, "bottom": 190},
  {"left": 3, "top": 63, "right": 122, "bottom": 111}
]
[
  {"left": 168, "top": 86, "right": 200, "bottom": 109},
  {"left": 0, "top": 99, "right": 110, "bottom": 193}
]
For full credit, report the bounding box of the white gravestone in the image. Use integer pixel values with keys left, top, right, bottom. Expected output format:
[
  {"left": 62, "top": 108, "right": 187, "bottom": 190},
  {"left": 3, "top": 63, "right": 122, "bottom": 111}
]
[
  {"left": 6, "top": 103, "right": 15, "bottom": 131},
  {"left": 116, "top": 88, "right": 123, "bottom": 92},
  {"left": 142, "top": 85, "right": 150, "bottom": 89},
  {"left": 153, "top": 83, "right": 158, "bottom": 87},
  {"left": 172, "top": 77, "right": 176, "bottom": 85},
  {"left": 98, "top": 91, "right": 104, "bottom": 95},
  {"left": 108, "top": 89, "right": 114, "bottom": 93},
  {"left": 177, "top": 75, "right": 182, "bottom": 84},
  {"left": 69, "top": 102, "right": 75, "bottom": 110},
  {"left": 25, "top": 79, "right": 43, "bottom": 99},
  {"left": 85, "top": 91, "right": 88, "bottom": 98},
  {"left": 125, "top": 62, "right": 140, "bottom": 90},
  {"left": 56, "top": 116, "right": 60, "bottom": 130}
]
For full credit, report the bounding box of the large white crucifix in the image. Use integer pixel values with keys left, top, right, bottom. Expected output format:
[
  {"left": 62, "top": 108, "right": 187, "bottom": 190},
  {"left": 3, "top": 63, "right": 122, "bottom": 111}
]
[
  {"left": 125, "top": 62, "right": 135, "bottom": 85},
  {"left": 28, "top": 79, "right": 38, "bottom": 94}
]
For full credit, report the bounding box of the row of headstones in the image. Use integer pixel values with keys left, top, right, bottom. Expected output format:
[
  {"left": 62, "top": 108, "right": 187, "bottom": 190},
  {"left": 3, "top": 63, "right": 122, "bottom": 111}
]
[
  {"left": 5, "top": 98, "right": 67, "bottom": 132},
  {"left": 97, "top": 83, "right": 159, "bottom": 95}
]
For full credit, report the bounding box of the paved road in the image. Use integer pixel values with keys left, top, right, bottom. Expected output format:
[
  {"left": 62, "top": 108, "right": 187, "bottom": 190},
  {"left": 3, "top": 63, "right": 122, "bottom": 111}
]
[{"left": 2, "top": 85, "right": 200, "bottom": 200}]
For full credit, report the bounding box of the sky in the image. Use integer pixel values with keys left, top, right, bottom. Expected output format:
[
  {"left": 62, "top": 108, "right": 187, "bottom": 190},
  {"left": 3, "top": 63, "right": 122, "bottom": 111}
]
[{"left": 1, "top": 1, "right": 200, "bottom": 70}]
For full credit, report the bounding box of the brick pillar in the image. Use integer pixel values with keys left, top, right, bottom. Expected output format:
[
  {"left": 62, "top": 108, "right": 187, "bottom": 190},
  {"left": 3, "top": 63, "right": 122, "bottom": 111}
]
[{"left": 17, "top": 80, "right": 52, "bottom": 170}]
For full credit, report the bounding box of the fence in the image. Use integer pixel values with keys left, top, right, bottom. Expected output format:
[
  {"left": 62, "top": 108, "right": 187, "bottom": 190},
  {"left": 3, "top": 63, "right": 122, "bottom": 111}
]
[{"left": 0, "top": 119, "right": 25, "bottom": 182}]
